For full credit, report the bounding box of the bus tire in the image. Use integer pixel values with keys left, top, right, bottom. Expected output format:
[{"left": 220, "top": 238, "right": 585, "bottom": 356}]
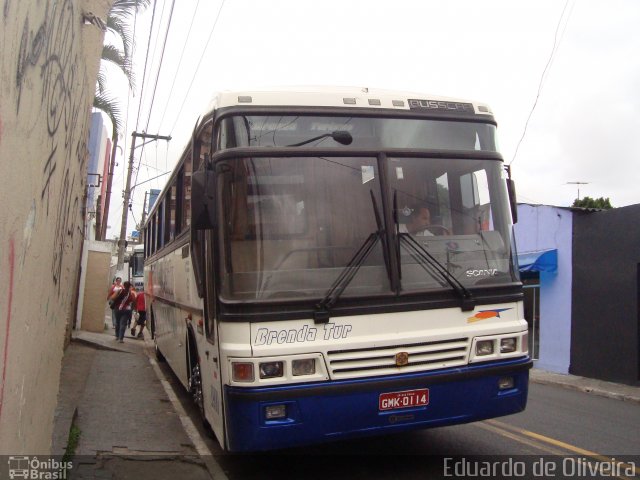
[
  {"left": 189, "top": 361, "right": 205, "bottom": 418},
  {"left": 155, "top": 342, "right": 165, "bottom": 362},
  {"left": 149, "top": 308, "right": 156, "bottom": 340},
  {"left": 187, "top": 335, "right": 213, "bottom": 434}
]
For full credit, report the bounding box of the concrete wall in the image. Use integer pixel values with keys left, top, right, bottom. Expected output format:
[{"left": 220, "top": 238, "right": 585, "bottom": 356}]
[
  {"left": 0, "top": 0, "right": 112, "bottom": 454},
  {"left": 80, "top": 246, "right": 112, "bottom": 333},
  {"left": 515, "top": 204, "right": 573, "bottom": 374},
  {"left": 572, "top": 204, "right": 640, "bottom": 385}
]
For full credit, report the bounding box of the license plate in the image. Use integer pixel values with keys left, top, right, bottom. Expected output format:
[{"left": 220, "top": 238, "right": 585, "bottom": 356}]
[{"left": 379, "top": 388, "right": 429, "bottom": 411}]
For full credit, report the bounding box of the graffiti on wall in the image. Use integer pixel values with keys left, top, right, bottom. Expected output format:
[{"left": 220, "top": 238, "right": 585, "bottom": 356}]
[
  {"left": 13, "top": 0, "right": 90, "bottom": 296},
  {"left": 0, "top": 0, "right": 107, "bottom": 450}
]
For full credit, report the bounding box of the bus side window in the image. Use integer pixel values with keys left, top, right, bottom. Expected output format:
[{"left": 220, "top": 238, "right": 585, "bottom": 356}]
[
  {"left": 168, "top": 182, "right": 177, "bottom": 241},
  {"left": 154, "top": 213, "right": 160, "bottom": 253},
  {"left": 175, "top": 148, "right": 192, "bottom": 237},
  {"left": 158, "top": 200, "right": 165, "bottom": 250},
  {"left": 194, "top": 121, "right": 213, "bottom": 172},
  {"left": 163, "top": 196, "right": 171, "bottom": 245},
  {"left": 150, "top": 214, "right": 155, "bottom": 254},
  {"left": 182, "top": 151, "right": 192, "bottom": 231}
]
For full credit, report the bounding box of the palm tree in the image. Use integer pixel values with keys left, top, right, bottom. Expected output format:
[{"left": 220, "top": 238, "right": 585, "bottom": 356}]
[{"left": 95, "top": 0, "right": 150, "bottom": 240}]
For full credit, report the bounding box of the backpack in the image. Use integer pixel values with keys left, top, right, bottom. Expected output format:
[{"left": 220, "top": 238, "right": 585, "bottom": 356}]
[{"left": 109, "top": 289, "right": 127, "bottom": 310}]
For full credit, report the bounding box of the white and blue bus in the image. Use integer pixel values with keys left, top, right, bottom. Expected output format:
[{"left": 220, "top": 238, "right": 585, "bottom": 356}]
[{"left": 143, "top": 87, "right": 530, "bottom": 452}]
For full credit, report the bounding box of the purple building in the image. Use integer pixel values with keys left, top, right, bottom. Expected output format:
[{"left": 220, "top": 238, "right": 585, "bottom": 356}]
[{"left": 515, "top": 203, "right": 640, "bottom": 386}]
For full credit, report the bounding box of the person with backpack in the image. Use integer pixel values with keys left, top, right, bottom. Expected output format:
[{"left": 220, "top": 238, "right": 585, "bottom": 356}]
[
  {"left": 107, "top": 277, "right": 122, "bottom": 329},
  {"left": 109, "top": 281, "right": 136, "bottom": 343}
]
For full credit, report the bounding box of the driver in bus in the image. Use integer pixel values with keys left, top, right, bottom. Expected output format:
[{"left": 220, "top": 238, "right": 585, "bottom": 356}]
[{"left": 399, "top": 205, "right": 435, "bottom": 236}]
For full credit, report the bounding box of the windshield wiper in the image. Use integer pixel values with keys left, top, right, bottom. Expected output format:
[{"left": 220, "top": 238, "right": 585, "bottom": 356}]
[
  {"left": 314, "top": 191, "right": 387, "bottom": 323},
  {"left": 287, "top": 130, "right": 353, "bottom": 147},
  {"left": 398, "top": 233, "right": 476, "bottom": 311},
  {"left": 313, "top": 232, "right": 380, "bottom": 323}
]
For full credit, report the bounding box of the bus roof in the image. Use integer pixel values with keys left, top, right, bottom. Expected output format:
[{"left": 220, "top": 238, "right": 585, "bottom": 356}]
[{"left": 206, "top": 86, "right": 494, "bottom": 117}]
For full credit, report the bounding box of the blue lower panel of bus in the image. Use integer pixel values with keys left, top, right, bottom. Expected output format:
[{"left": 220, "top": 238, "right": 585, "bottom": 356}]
[{"left": 224, "top": 357, "right": 532, "bottom": 452}]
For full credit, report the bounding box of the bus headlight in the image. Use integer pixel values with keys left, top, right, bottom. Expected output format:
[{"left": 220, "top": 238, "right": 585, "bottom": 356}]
[
  {"left": 232, "top": 362, "right": 254, "bottom": 382},
  {"left": 259, "top": 361, "right": 284, "bottom": 379},
  {"left": 228, "top": 354, "right": 327, "bottom": 386},
  {"left": 500, "top": 337, "right": 517, "bottom": 353},
  {"left": 292, "top": 358, "right": 316, "bottom": 376},
  {"left": 470, "top": 332, "right": 528, "bottom": 363},
  {"left": 476, "top": 340, "right": 494, "bottom": 356}
]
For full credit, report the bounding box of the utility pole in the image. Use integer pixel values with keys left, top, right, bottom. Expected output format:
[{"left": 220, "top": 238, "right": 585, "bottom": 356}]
[
  {"left": 101, "top": 136, "right": 118, "bottom": 241},
  {"left": 141, "top": 191, "right": 148, "bottom": 228},
  {"left": 117, "top": 131, "right": 171, "bottom": 269}
]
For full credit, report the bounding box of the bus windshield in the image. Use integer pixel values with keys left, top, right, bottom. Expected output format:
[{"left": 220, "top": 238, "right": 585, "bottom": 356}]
[
  {"left": 131, "top": 251, "right": 144, "bottom": 278},
  {"left": 220, "top": 115, "right": 498, "bottom": 151},
  {"left": 216, "top": 116, "right": 515, "bottom": 302}
]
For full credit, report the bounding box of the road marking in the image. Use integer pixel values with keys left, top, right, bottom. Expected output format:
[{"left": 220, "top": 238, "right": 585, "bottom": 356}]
[
  {"left": 147, "top": 346, "right": 230, "bottom": 480},
  {"left": 483, "top": 419, "right": 638, "bottom": 479},
  {"left": 476, "top": 422, "right": 567, "bottom": 455}
]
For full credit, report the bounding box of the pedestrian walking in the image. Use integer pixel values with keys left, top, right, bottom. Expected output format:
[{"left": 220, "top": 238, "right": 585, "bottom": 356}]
[
  {"left": 107, "top": 277, "right": 123, "bottom": 329},
  {"left": 131, "top": 291, "right": 146, "bottom": 338},
  {"left": 110, "top": 281, "right": 136, "bottom": 343}
]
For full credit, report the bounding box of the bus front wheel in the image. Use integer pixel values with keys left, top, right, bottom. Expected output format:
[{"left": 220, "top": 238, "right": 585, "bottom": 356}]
[
  {"left": 155, "top": 342, "right": 165, "bottom": 362},
  {"left": 189, "top": 362, "right": 205, "bottom": 419}
]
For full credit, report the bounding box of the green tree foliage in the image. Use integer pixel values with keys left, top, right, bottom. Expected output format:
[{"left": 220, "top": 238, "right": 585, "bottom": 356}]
[
  {"left": 571, "top": 196, "right": 613, "bottom": 209},
  {"left": 94, "top": 0, "right": 150, "bottom": 136}
]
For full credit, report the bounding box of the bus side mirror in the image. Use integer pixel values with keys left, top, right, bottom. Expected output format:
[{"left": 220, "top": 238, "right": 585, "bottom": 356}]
[
  {"left": 192, "top": 170, "right": 216, "bottom": 230},
  {"left": 506, "top": 178, "right": 518, "bottom": 224}
]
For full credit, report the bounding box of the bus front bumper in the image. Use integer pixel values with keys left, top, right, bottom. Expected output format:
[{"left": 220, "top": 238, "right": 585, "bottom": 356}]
[{"left": 224, "top": 357, "right": 532, "bottom": 452}]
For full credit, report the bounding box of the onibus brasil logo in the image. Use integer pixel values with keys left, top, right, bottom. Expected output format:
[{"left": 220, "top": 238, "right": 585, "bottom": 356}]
[{"left": 7, "top": 456, "right": 72, "bottom": 479}]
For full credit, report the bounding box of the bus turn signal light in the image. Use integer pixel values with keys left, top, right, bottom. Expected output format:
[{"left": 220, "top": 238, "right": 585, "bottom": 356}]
[{"left": 232, "top": 362, "right": 254, "bottom": 382}]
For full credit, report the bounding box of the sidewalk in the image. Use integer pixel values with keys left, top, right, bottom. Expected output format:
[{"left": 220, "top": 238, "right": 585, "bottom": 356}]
[
  {"left": 52, "top": 325, "right": 213, "bottom": 479},
  {"left": 530, "top": 368, "right": 640, "bottom": 404}
]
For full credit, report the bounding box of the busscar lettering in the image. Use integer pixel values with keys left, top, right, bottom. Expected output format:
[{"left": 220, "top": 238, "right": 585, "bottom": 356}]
[
  {"left": 408, "top": 99, "right": 475, "bottom": 114},
  {"left": 254, "top": 323, "right": 353, "bottom": 345}
]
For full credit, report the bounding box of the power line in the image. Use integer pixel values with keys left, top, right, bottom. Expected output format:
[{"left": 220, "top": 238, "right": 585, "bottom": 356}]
[
  {"left": 132, "top": 0, "right": 177, "bottom": 199},
  {"left": 158, "top": 0, "right": 202, "bottom": 132},
  {"left": 134, "top": 0, "right": 160, "bottom": 131},
  {"left": 510, "top": 0, "right": 573, "bottom": 166},
  {"left": 144, "top": 0, "right": 168, "bottom": 107},
  {"left": 170, "top": 0, "right": 226, "bottom": 134},
  {"left": 143, "top": 0, "right": 177, "bottom": 133}
]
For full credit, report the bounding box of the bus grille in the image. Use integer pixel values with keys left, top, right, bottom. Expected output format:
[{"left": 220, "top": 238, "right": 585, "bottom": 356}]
[{"left": 326, "top": 337, "right": 469, "bottom": 379}]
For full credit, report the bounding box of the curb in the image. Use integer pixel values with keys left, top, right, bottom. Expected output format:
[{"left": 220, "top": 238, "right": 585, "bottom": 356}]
[
  {"left": 52, "top": 406, "right": 79, "bottom": 456},
  {"left": 530, "top": 373, "right": 640, "bottom": 405},
  {"left": 71, "top": 336, "right": 141, "bottom": 354}
]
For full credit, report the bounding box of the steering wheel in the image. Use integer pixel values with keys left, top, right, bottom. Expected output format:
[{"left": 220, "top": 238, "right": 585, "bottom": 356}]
[{"left": 426, "top": 224, "right": 451, "bottom": 235}]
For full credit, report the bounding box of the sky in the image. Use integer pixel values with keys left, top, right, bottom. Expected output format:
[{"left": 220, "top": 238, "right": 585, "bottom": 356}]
[{"left": 102, "top": 0, "right": 640, "bottom": 239}]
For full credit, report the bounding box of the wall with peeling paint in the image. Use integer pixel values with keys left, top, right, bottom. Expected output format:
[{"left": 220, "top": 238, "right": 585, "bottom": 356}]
[{"left": 0, "top": 0, "right": 113, "bottom": 454}]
